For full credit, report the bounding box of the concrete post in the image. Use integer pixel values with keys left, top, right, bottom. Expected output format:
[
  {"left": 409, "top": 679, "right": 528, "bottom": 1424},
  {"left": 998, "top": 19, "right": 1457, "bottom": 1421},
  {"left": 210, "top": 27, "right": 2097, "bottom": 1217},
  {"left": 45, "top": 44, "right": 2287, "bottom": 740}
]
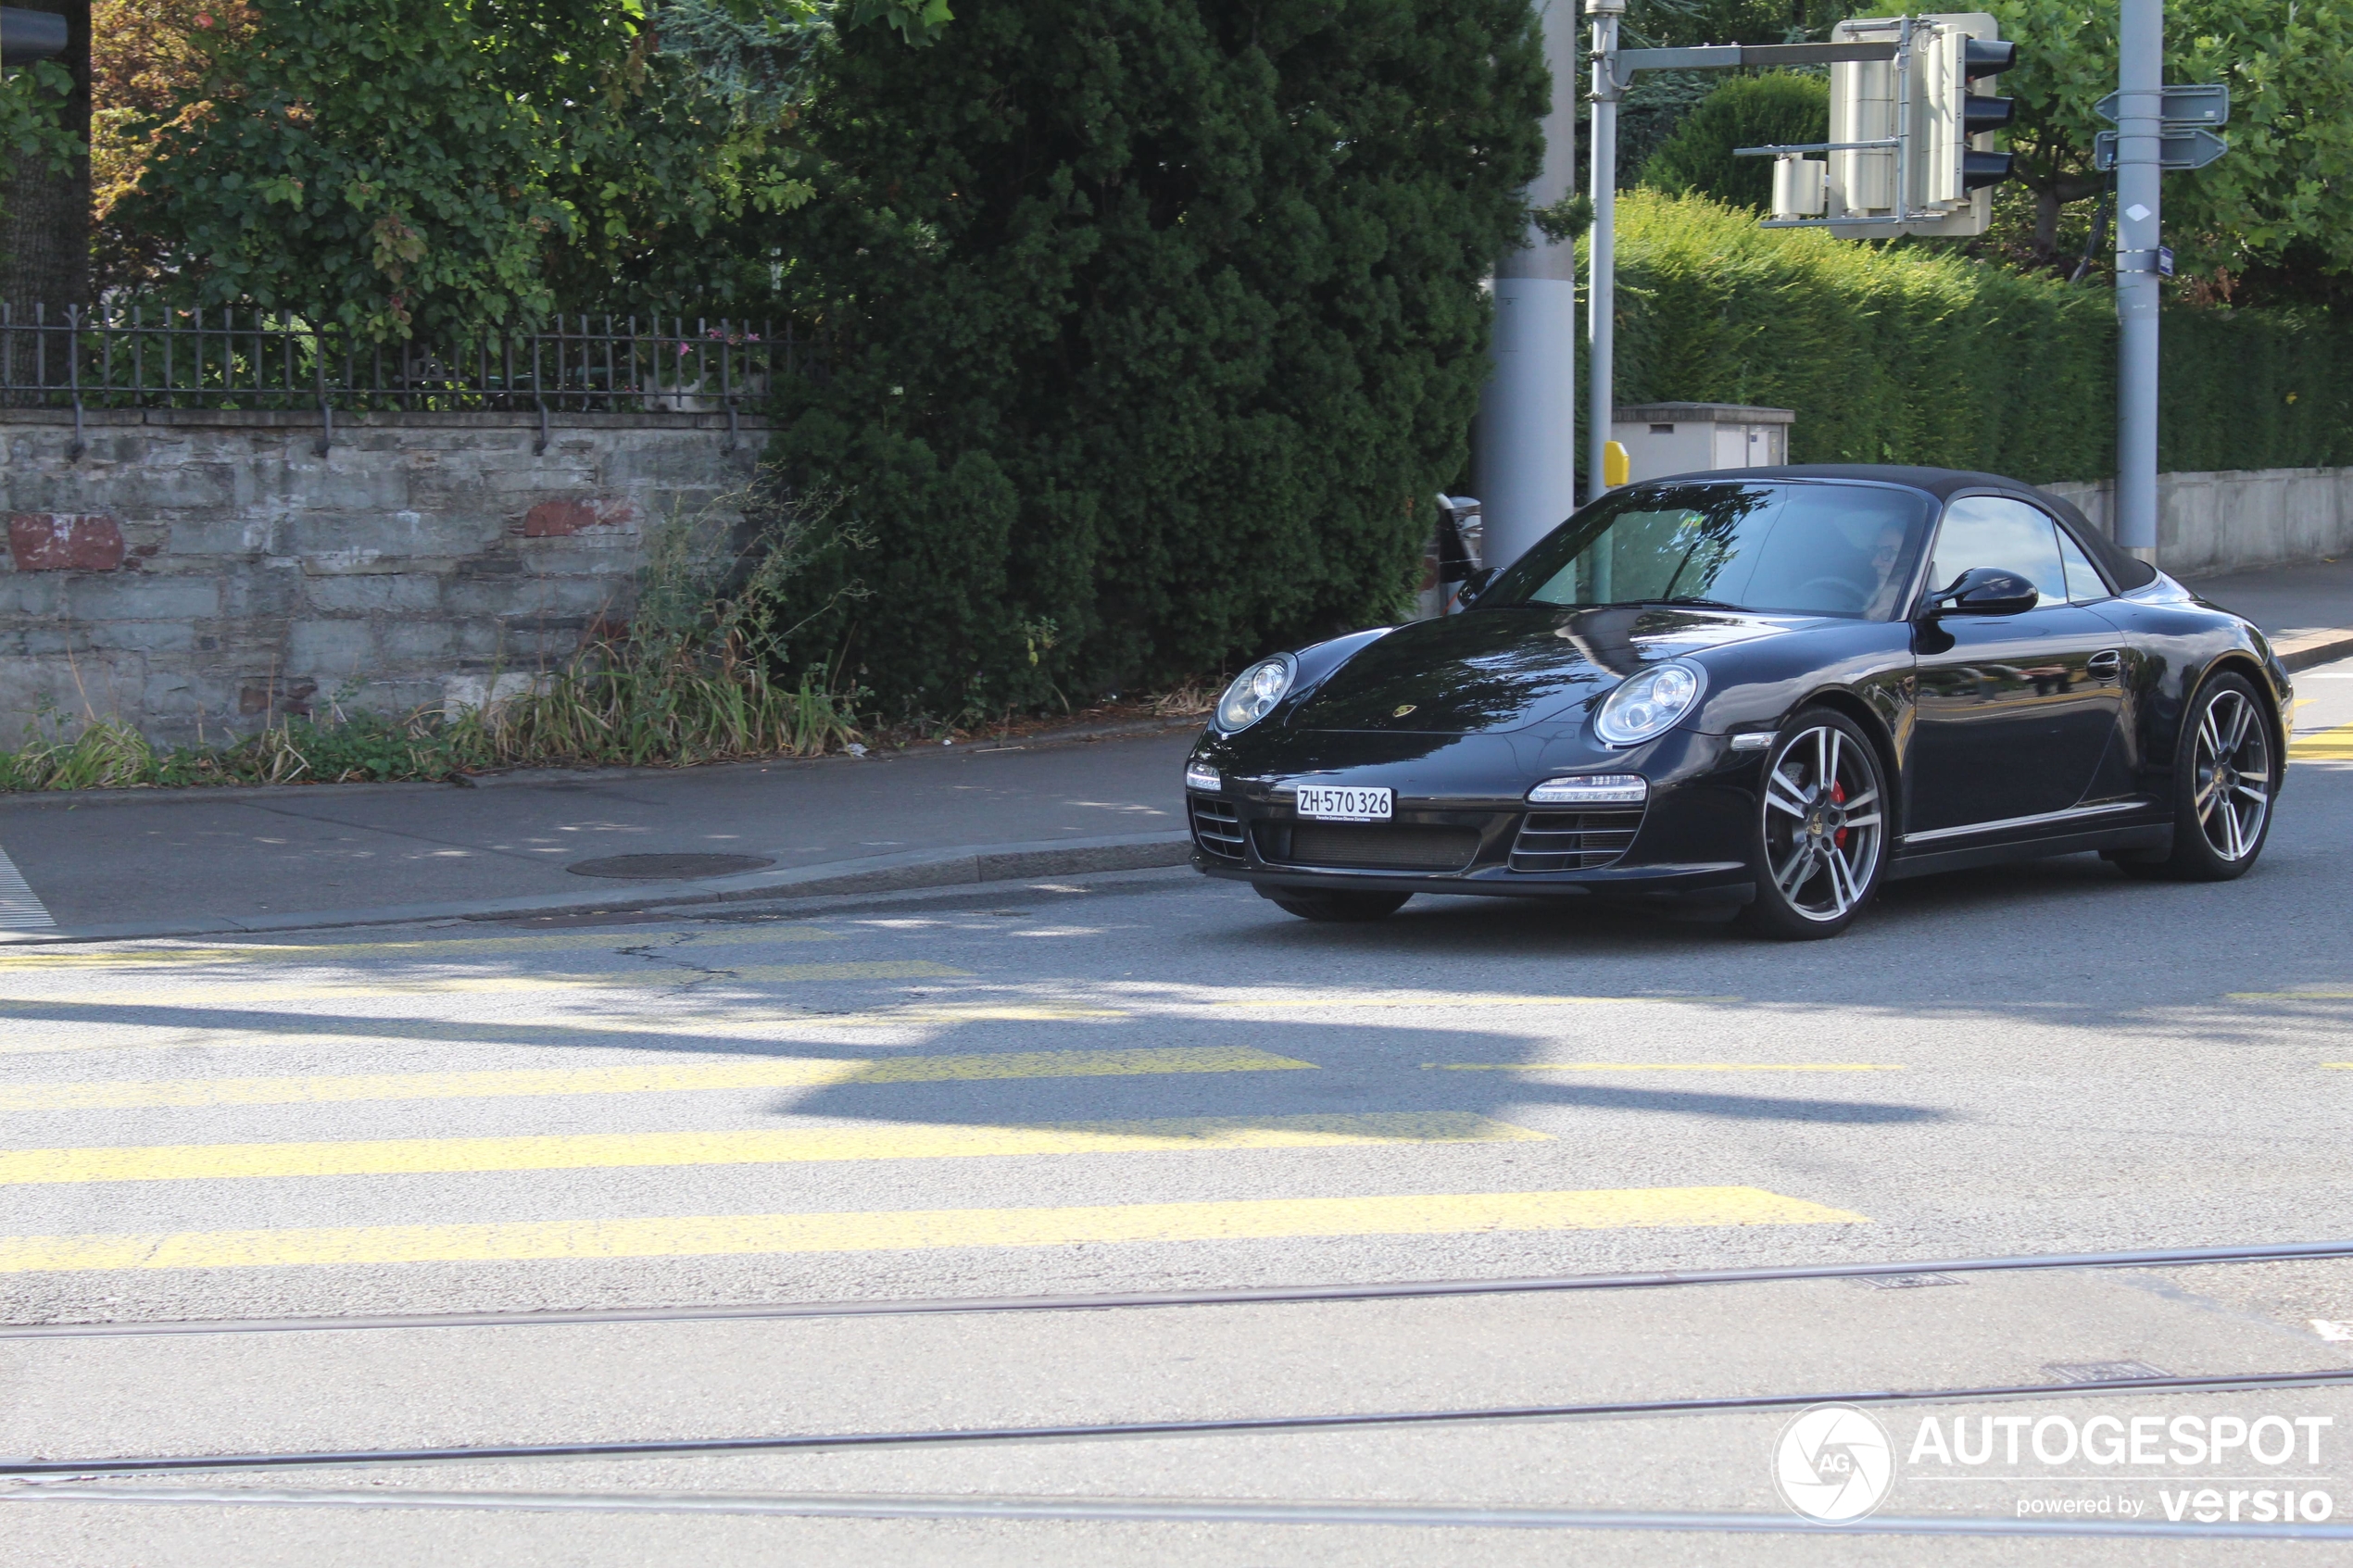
[
  {"left": 1473, "top": 0, "right": 1583, "bottom": 571},
  {"left": 1585, "top": 0, "right": 1625, "bottom": 508},
  {"left": 2114, "top": 0, "right": 2162, "bottom": 561}
]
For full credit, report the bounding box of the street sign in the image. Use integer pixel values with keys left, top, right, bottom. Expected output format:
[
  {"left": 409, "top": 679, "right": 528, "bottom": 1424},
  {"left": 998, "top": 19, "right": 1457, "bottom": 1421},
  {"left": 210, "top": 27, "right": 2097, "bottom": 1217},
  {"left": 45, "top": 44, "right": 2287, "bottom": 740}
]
[
  {"left": 2094, "top": 128, "right": 2229, "bottom": 172},
  {"left": 2095, "top": 83, "right": 2229, "bottom": 128},
  {"left": 0, "top": 6, "right": 69, "bottom": 65}
]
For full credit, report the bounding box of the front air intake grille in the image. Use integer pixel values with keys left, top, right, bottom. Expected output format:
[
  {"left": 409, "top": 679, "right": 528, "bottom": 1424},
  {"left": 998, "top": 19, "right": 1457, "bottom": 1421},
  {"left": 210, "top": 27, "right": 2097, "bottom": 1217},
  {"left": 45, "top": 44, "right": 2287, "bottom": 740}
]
[
  {"left": 1509, "top": 809, "right": 1644, "bottom": 872},
  {"left": 1278, "top": 822, "right": 1480, "bottom": 872},
  {"left": 1189, "top": 797, "right": 1247, "bottom": 861}
]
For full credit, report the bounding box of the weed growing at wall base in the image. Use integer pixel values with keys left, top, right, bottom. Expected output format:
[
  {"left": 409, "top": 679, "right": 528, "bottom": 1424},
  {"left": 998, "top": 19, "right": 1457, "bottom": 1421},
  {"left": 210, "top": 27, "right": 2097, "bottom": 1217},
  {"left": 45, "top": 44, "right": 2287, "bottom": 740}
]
[{"left": 0, "top": 674, "right": 862, "bottom": 792}]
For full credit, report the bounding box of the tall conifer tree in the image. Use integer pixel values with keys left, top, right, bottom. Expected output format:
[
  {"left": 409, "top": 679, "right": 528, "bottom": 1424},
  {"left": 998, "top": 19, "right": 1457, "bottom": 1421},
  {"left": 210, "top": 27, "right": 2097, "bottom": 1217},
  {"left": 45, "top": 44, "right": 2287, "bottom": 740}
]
[{"left": 773, "top": 0, "right": 1549, "bottom": 714}]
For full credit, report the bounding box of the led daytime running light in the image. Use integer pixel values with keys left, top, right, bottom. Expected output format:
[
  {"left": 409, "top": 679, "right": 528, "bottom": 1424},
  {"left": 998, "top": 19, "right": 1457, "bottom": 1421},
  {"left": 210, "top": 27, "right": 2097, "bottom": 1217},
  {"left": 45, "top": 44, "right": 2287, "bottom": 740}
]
[{"left": 1528, "top": 773, "right": 1648, "bottom": 805}]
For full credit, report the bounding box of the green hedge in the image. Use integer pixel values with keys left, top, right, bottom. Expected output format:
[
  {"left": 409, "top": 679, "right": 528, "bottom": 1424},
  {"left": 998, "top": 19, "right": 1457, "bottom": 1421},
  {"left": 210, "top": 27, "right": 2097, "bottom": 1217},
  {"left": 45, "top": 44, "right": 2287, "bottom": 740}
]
[
  {"left": 1609, "top": 191, "right": 2353, "bottom": 484},
  {"left": 2156, "top": 307, "right": 2353, "bottom": 475}
]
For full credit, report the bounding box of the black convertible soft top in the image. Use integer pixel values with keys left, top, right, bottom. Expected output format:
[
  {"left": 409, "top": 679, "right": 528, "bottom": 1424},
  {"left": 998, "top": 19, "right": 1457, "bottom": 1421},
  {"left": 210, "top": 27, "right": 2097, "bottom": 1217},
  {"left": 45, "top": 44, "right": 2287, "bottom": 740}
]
[{"left": 1646, "top": 464, "right": 2159, "bottom": 593}]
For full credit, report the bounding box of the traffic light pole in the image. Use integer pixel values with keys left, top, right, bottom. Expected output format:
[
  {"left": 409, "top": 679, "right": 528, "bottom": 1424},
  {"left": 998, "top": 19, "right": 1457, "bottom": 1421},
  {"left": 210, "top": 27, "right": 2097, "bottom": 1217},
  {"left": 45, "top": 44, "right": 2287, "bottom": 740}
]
[
  {"left": 1474, "top": 0, "right": 1583, "bottom": 571},
  {"left": 1584, "top": 0, "right": 1624, "bottom": 507},
  {"left": 2113, "top": 0, "right": 2162, "bottom": 563},
  {"left": 1578, "top": 10, "right": 1897, "bottom": 508}
]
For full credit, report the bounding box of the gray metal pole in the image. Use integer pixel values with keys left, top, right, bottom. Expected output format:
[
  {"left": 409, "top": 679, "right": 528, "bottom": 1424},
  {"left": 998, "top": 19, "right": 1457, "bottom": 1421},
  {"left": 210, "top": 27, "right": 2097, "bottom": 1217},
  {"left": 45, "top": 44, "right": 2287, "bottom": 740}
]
[
  {"left": 1473, "top": 0, "right": 1583, "bottom": 571},
  {"left": 2114, "top": 0, "right": 2162, "bottom": 561},
  {"left": 1586, "top": 0, "right": 1624, "bottom": 506}
]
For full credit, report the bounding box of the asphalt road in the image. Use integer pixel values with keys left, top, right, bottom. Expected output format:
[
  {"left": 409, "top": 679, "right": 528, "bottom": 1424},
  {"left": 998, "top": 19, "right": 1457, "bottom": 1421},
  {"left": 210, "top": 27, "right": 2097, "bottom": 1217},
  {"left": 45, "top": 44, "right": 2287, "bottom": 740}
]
[{"left": 5, "top": 660, "right": 2353, "bottom": 1562}]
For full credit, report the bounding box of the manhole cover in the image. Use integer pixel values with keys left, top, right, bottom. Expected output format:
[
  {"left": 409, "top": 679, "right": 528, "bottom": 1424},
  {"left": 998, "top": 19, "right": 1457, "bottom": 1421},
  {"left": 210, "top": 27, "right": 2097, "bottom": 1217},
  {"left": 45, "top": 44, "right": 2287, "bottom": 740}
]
[
  {"left": 566, "top": 854, "right": 775, "bottom": 880},
  {"left": 2044, "top": 1361, "right": 2171, "bottom": 1384},
  {"left": 1856, "top": 1273, "right": 1962, "bottom": 1290}
]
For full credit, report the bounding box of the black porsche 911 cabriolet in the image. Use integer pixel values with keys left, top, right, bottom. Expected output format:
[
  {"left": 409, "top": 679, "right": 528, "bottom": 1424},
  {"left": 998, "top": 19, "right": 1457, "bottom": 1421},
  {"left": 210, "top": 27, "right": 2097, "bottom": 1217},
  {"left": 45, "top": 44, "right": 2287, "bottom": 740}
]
[{"left": 1184, "top": 466, "right": 2290, "bottom": 939}]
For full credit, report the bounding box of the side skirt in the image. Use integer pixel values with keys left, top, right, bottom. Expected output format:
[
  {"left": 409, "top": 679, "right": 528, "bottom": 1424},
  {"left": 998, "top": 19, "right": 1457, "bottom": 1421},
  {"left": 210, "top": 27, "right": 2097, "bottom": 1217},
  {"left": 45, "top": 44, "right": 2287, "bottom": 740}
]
[{"left": 1885, "top": 823, "right": 2172, "bottom": 882}]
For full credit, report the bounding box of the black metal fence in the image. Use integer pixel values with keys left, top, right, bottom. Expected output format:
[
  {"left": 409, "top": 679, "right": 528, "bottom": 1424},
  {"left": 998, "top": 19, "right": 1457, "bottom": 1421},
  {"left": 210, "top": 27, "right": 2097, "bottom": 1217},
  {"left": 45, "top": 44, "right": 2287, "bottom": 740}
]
[{"left": 0, "top": 304, "right": 822, "bottom": 455}]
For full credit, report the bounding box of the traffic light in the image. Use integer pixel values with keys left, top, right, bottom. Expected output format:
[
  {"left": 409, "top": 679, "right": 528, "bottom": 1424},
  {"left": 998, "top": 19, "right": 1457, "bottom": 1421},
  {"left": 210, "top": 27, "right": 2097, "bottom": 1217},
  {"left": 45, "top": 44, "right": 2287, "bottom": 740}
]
[
  {"left": 1806, "top": 13, "right": 2016, "bottom": 238},
  {"left": 1924, "top": 27, "right": 2017, "bottom": 207},
  {"left": 0, "top": 7, "right": 69, "bottom": 66}
]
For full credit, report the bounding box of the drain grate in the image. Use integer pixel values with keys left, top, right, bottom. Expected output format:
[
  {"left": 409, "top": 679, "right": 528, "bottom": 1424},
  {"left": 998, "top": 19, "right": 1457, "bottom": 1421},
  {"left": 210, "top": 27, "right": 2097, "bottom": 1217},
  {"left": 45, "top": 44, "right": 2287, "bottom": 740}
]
[
  {"left": 2044, "top": 1360, "right": 2171, "bottom": 1383},
  {"left": 566, "top": 853, "right": 775, "bottom": 881},
  {"left": 1856, "top": 1273, "right": 1963, "bottom": 1290}
]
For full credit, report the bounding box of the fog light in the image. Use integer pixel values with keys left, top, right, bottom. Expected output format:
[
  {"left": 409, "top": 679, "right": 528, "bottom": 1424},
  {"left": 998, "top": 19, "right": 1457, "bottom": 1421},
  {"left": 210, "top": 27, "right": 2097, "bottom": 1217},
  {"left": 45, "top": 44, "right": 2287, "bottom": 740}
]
[
  {"left": 1185, "top": 762, "right": 1221, "bottom": 792},
  {"left": 1527, "top": 773, "right": 1647, "bottom": 805}
]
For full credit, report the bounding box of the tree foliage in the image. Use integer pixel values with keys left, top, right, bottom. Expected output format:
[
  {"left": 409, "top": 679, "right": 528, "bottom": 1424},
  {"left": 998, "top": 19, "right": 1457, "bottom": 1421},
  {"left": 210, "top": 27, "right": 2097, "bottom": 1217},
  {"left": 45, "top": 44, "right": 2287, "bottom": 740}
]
[
  {"left": 1870, "top": 0, "right": 2353, "bottom": 295},
  {"left": 109, "top": 0, "right": 943, "bottom": 335},
  {"left": 0, "top": 58, "right": 80, "bottom": 179},
  {"left": 121, "top": 0, "right": 653, "bottom": 335},
  {"left": 1641, "top": 72, "right": 1829, "bottom": 209},
  {"left": 90, "top": 0, "right": 257, "bottom": 293},
  {"left": 764, "top": 0, "right": 1549, "bottom": 717},
  {"left": 1610, "top": 1, "right": 1861, "bottom": 174}
]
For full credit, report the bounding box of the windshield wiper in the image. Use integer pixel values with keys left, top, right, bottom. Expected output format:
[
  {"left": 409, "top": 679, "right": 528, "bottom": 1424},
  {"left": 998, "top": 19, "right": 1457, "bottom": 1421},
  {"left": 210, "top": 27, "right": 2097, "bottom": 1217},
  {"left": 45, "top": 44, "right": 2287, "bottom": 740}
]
[{"left": 1635, "top": 596, "right": 1742, "bottom": 610}]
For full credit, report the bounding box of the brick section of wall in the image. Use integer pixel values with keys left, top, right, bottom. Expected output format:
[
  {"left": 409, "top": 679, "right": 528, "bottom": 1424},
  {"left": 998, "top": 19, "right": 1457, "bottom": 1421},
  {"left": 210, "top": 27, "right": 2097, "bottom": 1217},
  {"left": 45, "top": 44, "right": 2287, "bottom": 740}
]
[
  {"left": 8, "top": 513, "right": 128, "bottom": 572},
  {"left": 0, "top": 410, "right": 761, "bottom": 745}
]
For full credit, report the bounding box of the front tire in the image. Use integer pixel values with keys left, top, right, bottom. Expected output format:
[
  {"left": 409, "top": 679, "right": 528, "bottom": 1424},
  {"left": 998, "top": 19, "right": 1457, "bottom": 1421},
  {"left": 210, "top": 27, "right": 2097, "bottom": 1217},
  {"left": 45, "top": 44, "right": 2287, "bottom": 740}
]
[
  {"left": 2114, "top": 671, "right": 2278, "bottom": 883},
  {"left": 1261, "top": 889, "right": 1412, "bottom": 923},
  {"left": 1738, "top": 709, "right": 1888, "bottom": 941}
]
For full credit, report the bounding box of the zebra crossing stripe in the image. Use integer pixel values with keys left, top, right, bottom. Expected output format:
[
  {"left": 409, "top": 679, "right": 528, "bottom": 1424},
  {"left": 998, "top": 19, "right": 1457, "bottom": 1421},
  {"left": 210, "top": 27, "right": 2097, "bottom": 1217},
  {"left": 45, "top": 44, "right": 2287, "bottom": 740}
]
[
  {"left": 0, "top": 844, "right": 55, "bottom": 934},
  {"left": 0, "top": 1187, "right": 1869, "bottom": 1273},
  {"left": 0, "top": 1112, "right": 1544, "bottom": 1185},
  {"left": 0, "top": 1047, "right": 1319, "bottom": 1111}
]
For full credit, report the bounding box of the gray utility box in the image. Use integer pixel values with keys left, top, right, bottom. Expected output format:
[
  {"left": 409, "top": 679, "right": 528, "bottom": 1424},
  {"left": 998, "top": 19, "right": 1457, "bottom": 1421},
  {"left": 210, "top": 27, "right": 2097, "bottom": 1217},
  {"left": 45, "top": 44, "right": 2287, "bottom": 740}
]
[{"left": 1611, "top": 403, "right": 1794, "bottom": 484}]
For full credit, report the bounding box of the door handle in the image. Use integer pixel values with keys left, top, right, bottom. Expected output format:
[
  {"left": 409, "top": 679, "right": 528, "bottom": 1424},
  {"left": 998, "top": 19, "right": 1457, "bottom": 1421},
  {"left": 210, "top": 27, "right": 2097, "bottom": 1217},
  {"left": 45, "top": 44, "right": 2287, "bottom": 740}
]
[{"left": 2087, "top": 649, "right": 2123, "bottom": 678}]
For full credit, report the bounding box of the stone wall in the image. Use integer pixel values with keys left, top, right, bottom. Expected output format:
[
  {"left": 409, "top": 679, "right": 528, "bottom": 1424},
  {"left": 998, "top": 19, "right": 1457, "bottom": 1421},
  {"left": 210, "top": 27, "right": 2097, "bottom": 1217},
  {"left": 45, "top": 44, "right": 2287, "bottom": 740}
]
[
  {"left": 2042, "top": 466, "right": 2353, "bottom": 579},
  {"left": 0, "top": 409, "right": 762, "bottom": 745}
]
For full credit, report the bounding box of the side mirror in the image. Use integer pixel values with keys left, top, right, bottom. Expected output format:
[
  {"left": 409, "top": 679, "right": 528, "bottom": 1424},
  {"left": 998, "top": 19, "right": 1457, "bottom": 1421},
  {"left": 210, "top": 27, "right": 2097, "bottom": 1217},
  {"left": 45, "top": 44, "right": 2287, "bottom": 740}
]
[
  {"left": 1455, "top": 567, "right": 1497, "bottom": 606},
  {"left": 1924, "top": 566, "right": 2038, "bottom": 618}
]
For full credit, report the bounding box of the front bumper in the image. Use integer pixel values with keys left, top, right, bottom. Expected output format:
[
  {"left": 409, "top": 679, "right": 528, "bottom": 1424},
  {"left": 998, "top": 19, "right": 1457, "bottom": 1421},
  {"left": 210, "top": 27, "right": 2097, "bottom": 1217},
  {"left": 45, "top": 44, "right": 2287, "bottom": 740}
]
[{"left": 1184, "top": 728, "right": 1759, "bottom": 903}]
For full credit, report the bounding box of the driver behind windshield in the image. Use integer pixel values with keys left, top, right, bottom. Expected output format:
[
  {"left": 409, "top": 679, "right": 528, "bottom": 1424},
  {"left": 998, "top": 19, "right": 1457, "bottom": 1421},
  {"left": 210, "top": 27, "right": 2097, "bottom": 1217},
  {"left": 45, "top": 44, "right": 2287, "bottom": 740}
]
[{"left": 1478, "top": 482, "right": 1933, "bottom": 621}]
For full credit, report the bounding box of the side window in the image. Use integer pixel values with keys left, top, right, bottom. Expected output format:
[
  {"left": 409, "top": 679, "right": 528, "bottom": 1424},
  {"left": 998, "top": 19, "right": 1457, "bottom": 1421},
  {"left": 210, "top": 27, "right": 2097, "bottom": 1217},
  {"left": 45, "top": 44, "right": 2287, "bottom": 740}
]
[
  {"left": 1928, "top": 495, "right": 2067, "bottom": 608},
  {"left": 2056, "top": 528, "right": 2109, "bottom": 602}
]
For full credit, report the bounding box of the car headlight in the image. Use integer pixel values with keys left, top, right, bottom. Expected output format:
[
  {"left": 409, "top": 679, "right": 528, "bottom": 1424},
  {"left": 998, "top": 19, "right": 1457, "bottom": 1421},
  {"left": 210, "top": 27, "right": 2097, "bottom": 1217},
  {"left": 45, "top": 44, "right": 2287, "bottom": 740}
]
[
  {"left": 1594, "top": 660, "right": 1706, "bottom": 746},
  {"left": 1215, "top": 657, "right": 1293, "bottom": 733}
]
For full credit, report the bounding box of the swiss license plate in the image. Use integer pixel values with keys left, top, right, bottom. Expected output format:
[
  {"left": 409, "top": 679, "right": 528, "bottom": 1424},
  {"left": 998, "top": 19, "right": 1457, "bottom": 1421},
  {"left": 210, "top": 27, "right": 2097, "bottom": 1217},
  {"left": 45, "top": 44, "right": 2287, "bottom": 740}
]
[{"left": 1296, "top": 784, "right": 1392, "bottom": 822}]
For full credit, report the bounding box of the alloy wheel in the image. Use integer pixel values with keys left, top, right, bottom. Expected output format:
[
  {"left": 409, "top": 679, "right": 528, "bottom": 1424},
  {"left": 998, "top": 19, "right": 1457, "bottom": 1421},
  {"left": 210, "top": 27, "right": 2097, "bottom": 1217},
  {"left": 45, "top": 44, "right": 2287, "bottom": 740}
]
[
  {"left": 2194, "top": 686, "right": 2271, "bottom": 862},
  {"left": 1761, "top": 723, "right": 1885, "bottom": 924}
]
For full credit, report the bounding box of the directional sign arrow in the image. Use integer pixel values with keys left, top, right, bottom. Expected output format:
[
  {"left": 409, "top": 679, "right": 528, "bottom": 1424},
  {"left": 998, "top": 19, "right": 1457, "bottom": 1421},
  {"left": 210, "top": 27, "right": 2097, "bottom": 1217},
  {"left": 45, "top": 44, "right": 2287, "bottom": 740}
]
[
  {"left": 2094, "top": 127, "right": 2230, "bottom": 172},
  {"left": 2095, "top": 83, "right": 2230, "bottom": 128}
]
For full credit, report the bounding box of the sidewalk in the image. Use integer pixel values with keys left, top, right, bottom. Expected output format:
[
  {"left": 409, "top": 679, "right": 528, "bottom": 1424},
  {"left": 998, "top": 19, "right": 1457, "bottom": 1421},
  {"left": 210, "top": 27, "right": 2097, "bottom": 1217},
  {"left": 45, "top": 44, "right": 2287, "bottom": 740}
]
[
  {"left": 2184, "top": 555, "right": 2353, "bottom": 671},
  {"left": 0, "top": 725, "right": 1200, "bottom": 940}
]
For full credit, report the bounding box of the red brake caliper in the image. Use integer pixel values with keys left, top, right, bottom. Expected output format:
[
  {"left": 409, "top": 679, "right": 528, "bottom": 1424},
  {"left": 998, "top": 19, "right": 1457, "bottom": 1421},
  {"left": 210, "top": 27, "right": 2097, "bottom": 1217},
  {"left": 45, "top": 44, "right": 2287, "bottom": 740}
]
[{"left": 1831, "top": 779, "right": 1848, "bottom": 848}]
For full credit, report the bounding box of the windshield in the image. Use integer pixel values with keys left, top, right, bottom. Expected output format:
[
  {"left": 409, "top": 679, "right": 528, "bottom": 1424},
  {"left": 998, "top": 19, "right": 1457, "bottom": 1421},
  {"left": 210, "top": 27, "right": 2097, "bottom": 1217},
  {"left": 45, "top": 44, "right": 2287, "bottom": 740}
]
[{"left": 1475, "top": 481, "right": 1935, "bottom": 621}]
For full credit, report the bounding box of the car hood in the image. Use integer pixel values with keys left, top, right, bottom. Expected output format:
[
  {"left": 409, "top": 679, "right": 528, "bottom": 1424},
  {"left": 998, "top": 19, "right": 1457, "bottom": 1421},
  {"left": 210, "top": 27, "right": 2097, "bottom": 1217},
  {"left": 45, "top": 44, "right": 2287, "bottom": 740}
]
[{"left": 1288, "top": 604, "right": 1796, "bottom": 735}]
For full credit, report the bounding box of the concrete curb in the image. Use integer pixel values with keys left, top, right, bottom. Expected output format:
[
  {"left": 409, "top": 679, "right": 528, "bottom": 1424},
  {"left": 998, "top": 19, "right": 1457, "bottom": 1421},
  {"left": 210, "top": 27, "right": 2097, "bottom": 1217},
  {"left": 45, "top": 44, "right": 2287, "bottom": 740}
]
[
  {"left": 0, "top": 832, "right": 1196, "bottom": 945},
  {"left": 2281, "top": 633, "right": 2353, "bottom": 674},
  {"left": 0, "top": 715, "right": 1204, "bottom": 810}
]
